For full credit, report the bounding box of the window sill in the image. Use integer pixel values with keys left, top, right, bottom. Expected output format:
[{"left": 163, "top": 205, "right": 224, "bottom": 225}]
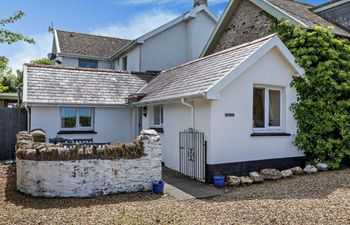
[
  {"left": 150, "top": 127, "right": 164, "bottom": 133},
  {"left": 58, "top": 130, "right": 97, "bottom": 135},
  {"left": 251, "top": 132, "right": 291, "bottom": 137}
]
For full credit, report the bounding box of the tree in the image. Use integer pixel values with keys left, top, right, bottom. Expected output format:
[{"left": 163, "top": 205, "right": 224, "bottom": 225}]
[
  {"left": 0, "top": 11, "right": 34, "bottom": 93},
  {"left": 272, "top": 20, "right": 350, "bottom": 169},
  {"left": 31, "top": 57, "right": 52, "bottom": 65}
]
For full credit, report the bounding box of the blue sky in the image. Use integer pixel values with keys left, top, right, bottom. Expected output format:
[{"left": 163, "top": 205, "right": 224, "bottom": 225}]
[{"left": 1, "top": 0, "right": 328, "bottom": 70}]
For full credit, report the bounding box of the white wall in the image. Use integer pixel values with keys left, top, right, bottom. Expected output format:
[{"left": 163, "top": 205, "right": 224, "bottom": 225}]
[
  {"left": 141, "top": 100, "right": 211, "bottom": 171},
  {"left": 209, "top": 48, "right": 303, "bottom": 165},
  {"left": 30, "top": 106, "right": 133, "bottom": 143},
  {"left": 115, "top": 47, "right": 141, "bottom": 71},
  {"left": 60, "top": 56, "right": 112, "bottom": 69}
]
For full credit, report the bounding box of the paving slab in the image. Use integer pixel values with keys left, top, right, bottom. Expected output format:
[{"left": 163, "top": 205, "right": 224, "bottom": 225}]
[{"left": 162, "top": 167, "right": 223, "bottom": 199}]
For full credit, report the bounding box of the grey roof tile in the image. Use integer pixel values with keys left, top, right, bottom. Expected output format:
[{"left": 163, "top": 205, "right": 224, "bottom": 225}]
[
  {"left": 56, "top": 30, "right": 131, "bottom": 58},
  {"left": 25, "top": 65, "right": 155, "bottom": 105},
  {"left": 138, "top": 34, "right": 275, "bottom": 104}
]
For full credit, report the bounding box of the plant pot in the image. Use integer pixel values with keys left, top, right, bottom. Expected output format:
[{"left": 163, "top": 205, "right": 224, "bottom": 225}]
[
  {"left": 153, "top": 181, "right": 164, "bottom": 194},
  {"left": 213, "top": 175, "right": 225, "bottom": 187}
]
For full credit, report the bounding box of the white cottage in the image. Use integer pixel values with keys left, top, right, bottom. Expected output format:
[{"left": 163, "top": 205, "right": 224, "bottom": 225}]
[
  {"left": 136, "top": 34, "right": 305, "bottom": 182},
  {"left": 23, "top": 34, "right": 305, "bottom": 183}
]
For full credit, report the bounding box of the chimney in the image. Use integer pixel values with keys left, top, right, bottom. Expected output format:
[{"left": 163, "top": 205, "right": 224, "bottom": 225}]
[{"left": 194, "top": 0, "right": 208, "bottom": 7}]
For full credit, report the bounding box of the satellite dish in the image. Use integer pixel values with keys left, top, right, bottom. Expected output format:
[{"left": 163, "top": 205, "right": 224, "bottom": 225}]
[{"left": 47, "top": 53, "right": 57, "bottom": 60}]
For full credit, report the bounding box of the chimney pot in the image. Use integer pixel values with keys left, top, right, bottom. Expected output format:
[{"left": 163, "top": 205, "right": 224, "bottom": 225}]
[{"left": 194, "top": 0, "right": 208, "bottom": 7}]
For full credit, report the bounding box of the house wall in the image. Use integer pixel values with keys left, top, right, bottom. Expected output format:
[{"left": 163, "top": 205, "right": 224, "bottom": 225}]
[
  {"left": 209, "top": 48, "right": 303, "bottom": 166},
  {"left": 317, "top": 2, "right": 350, "bottom": 31},
  {"left": 213, "top": 0, "right": 274, "bottom": 53},
  {"left": 60, "top": 56, "right": 112, "bottom": 69},
  {"left": 141, "top": 100, "right": 211, "bottom": 171},
  {"left": 116, "top": 10, "right": 216, "bottom": 72},
  {"left": 30, "top": 106, "right": 133, "bottom": 143}
]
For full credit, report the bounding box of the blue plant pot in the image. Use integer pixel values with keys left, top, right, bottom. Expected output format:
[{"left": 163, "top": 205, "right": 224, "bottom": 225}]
[
  {"left": 153, "top": 181, "right": 164, "bottom": 194},
  {"left": 213, "top": 175, "right": 225, "bottom": 187}
]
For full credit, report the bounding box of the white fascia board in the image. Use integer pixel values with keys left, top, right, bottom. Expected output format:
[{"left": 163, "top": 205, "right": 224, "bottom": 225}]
[
  {"left": 57, "top": 53, "right": 110, "bottom": 61},
  {"left": 54, "top": 29, "right": 61, "bottom": 53},
  {"left": 25, "top": 102, "right": 129, "bottom": 108},
  {"left": 313, "top": 0, "right": 350, "bottom": 13},
  {"left": 250, "top": 0, "right": 308, "bottom": 27},
  {"left": 206, "top": 35, "right": 304, "bottom": 100},
  {"left": 22, "top": 65, "right": 28, "bottom": 103}
]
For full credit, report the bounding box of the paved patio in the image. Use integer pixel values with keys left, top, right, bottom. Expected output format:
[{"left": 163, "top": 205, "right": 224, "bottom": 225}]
[{"left": 162, "top": 167, "right": 223, "bottom": 200}]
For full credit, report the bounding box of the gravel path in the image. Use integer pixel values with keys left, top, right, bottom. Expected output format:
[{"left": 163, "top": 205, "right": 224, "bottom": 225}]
[{"left": 0, "top": 164, "right": 350, "bottom": 225}]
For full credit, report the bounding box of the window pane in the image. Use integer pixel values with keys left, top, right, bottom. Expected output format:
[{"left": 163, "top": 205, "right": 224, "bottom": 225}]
[
  {"left": 253, "top": 88, "right": 265, "bottom": 128},
  {"left": 78, "top": 60, "right": 98, "bottom": 68},
  {"left": 79, "top": 108, "right": 92, "bottom": 127},
  {"left": 269, "top": 90, "right": 281, "bottom": 127},
  {"left": 154, "top": 106, "right": 160, "bottom": 125},
  {"left": 61, "top": 108, "right": 76, "bottom": 128},
  {"left": 122, "top": 57, "right": 127, "bottom": 70},
  {"left": 160, "top": 107, "right": 164, "bottom": 124}
]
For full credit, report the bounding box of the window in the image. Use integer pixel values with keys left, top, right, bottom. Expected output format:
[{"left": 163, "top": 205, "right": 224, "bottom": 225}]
[
  {"left": 253, "top": 86, "right": 282, "bottom": 131},
  {"left": 78, "top": 59, "right": 98, "bottom": 68},
  {"left": 122, "top": 56, "right": 127, "bottom": 71},
  {"left": 61, "top": 107, "right": 94, "bottom": 130},
  {"left": 153, "top": 106, "right": 163, "bottom": 126}
]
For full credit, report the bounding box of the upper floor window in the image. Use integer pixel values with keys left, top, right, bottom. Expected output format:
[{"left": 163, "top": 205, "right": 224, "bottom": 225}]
[
  {"left": 61, "top": 107, "right": 94, "bottom": 130},
  {"left": 122, "top": 56, "right": 128, "bottom": 71},
  {"left": 153, "top": 106, "right": 163, "bottom": 126},
  {"left": 253, "top": 86, "right": 282, "bottom": 131},
  {"left": 78, "top": 59, "right": 98, "bottom": 68}
]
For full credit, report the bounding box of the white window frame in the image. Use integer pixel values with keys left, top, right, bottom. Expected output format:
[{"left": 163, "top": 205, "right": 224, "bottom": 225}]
[
  {"left": 60, "top": 107, "right": 94, "bottom": 131},
  {"left": 153, "top": 105, "right": 163, "bottom": 127},
  {"left": 253, "top": 86, "right": 283, "bottom": 132}
]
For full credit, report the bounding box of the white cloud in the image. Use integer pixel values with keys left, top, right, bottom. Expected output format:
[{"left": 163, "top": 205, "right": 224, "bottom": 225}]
[
  {"left": 91, "top": 10, "right": 179, "bottom": 39},
  {"left": 1, "top": 32, "right": 52, "bottom": 71}
]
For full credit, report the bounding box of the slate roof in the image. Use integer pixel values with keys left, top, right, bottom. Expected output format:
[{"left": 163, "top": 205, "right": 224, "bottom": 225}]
[
  {"left": 266, "top": 0, "right": 350, "bottom": 37},
  {"left": 137, "top": 34, "right": 275, "bottom": 104},
  {"left": 24, "top": 64, "right": 156, "bottom": 105},
  {"left": 56, "top": 30, "right": 131, "bottom": 58}
]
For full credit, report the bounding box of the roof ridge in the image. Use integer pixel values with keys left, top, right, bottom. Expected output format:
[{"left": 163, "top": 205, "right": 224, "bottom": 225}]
[
  {"left": 25, "top": 64, "right": 157, "bottom": 76},
  {"left": 161, "top": 33, "right": 277, "bottom": 74},
  {"left": 55, "top": 29, "right": 131, "bottom": 41}
]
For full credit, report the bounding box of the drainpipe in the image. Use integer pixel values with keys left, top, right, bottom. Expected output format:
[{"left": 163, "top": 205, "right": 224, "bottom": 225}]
[
  {"left": 24, "top": 104, "right": 31, "bottom": 131},
  {"left": 181, "top": 98, "right": 194, "bottom": 129}
]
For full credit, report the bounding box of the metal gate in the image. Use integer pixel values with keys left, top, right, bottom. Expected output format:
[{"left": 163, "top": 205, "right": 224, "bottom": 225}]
[{"left": 179, "top": 128, "right": 206, "bottom": 181}]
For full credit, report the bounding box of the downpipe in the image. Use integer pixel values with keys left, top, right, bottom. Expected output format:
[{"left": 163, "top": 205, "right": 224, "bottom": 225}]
[
  {"left": 24, "top": 104, "right": 31, "bottom": 131},
  {"left": 181, "top": 98, "right": 194, "bottom": 129}
]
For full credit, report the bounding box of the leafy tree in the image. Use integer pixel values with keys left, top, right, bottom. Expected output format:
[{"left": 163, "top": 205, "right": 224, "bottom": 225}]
[
  {"left": 0, "top": 11, "right": 34, "bottom": 93},
  {"left": 272, "top": 20, "right": 350, "bottom": 169},
  {"left": 31, "top": 57, "right": 52, "bottom": 65}
]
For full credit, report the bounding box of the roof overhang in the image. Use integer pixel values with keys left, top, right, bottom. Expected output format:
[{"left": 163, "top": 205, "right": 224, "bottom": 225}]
[
  {"left": 0, "top": 93, "right": 17, "bottom": 100},
  {"left": 24, "top": 102, "right": 129, "bottom": 108},
  {"left": 313, "top": 0, "right": 350, "bottom": 13},
  {"left": 57, "top": 52, "right": 111, "bottom": 61},
  {"left": 205, "top": 35, "right": 304, "bottom": 99}
]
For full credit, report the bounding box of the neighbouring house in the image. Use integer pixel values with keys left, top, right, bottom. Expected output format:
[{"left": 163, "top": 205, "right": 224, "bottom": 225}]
[
  {"left": 137, "top": 34, "right": 305, "bottom": 182},
  {"left": 51, "top": 1, "right": 217, "bottom": 72},
  {"left": 313, "top": 0, "right": 350, "bottom": 31},
  {"left": 201, "top": 0, "right": 350, "bottom": 56},
  {"left": 23, "top": 64, "right": 156, "bottom": 143},
  {"left": 0, "top": 93, "right": 18, "bottom": 108}
]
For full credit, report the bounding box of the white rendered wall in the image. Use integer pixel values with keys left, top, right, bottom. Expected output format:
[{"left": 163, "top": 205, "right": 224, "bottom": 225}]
[
  {"left": 209, "top": 48, "right": 303, "bottom": 165},
  {"left": 16, "top": 134, "right": 162, "bottom": 198},
  {"left": 116, "top": 47, "right": 141, "bottom": 71},
  {"left": 141, "top": 101, "right": 211, "bottom": 171},
  {"left": 30, "top": 106, "right": 133, "bottom": 143}
]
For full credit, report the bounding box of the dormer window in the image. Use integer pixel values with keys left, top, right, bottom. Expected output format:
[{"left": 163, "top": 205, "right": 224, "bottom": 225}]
[
  {"left": 78, "top": 59, "right": 98, "bottom": 68},
  {"left": 122, "top": 56, "right": 128, "bottom": 71}
]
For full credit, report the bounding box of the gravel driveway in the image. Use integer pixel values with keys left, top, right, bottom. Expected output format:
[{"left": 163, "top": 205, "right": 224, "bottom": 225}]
[{"left": 0, "top": 163, "right": 350, "bottom": 225}]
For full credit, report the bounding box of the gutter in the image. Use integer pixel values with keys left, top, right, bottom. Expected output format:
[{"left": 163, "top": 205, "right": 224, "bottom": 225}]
[
  {"left": 24, "top": 104, "right": 31, "bottom": 131},
  {"left": 181, "top": 98, "right": 194, "bottom": 129}
]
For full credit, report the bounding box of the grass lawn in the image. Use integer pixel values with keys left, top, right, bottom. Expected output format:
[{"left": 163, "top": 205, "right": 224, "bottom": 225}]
[{"left": 0, "top": 163, "right": 350, "bottom": 225}]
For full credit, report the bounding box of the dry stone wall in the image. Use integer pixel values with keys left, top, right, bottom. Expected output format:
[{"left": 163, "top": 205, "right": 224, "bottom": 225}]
[
  {"left": 213, "top": 0, "right": 274, "bottom": 53},
  {"left": 16, "top": 130, "right": 162, "bottom": 197}
]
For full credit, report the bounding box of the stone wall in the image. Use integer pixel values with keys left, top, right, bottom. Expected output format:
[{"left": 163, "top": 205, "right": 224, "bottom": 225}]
[
  {"left": 16, "top": 130, "right": 162, "bottom": 198},
  {"left": 213, "top": 0, "right": 274, "bottom": 53}
]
